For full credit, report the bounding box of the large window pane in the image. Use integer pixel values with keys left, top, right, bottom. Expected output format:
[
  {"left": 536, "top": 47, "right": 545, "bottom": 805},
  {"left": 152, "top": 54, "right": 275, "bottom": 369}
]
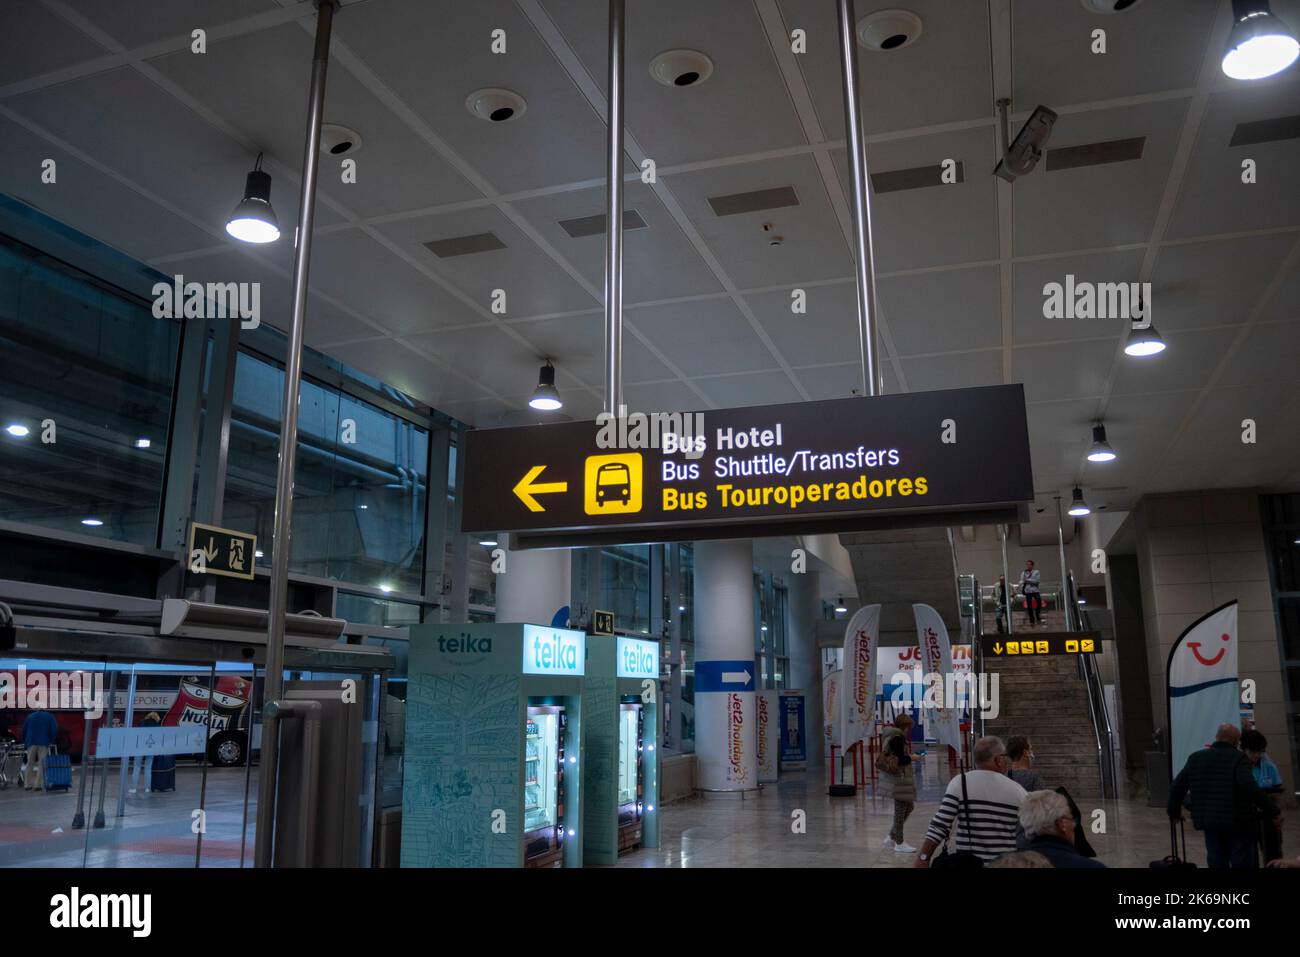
[
  {"left": 222, "top": 351, "right": 428, "bottom": 594},
  {"left": 0, "top": 237, "right": 178, "bottom": 544}
]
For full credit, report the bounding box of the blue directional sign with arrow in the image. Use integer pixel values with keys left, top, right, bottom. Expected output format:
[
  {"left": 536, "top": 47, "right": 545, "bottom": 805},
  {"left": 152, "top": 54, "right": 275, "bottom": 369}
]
[{"left": 695, "top": 660, "right": 755, "bottom": 692}]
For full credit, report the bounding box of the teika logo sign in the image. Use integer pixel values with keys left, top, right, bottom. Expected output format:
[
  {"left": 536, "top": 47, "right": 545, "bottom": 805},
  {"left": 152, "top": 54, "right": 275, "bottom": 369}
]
[{"left": 49, "top": 887, "right": 151, "bottom": 937}]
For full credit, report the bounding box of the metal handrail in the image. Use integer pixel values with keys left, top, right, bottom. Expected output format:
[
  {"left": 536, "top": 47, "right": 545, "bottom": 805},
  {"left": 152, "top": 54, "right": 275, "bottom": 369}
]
[{"left": 1067, "top": 573, "right": 1117, "bottom": 799}]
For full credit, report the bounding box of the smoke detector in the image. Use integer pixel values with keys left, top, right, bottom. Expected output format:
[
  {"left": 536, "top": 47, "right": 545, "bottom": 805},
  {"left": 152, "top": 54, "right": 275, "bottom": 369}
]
[
  {"left": 465, "top": 88, "right": 527, "bottom": 122},
  {"left": 762, "top": 222, "right": 783, "bottom": 246},
  {"left": 321, "top": 123, "right": 362, "bottom": 156},
  {"left": 649, "top": 49, "right": 714, "bottom": 87},
  {"left": 857, "top": 10, "right": 924, "bottom": 51},
  {"left": 1080, "top": 0, "right": 1144, "bottom": 11}
]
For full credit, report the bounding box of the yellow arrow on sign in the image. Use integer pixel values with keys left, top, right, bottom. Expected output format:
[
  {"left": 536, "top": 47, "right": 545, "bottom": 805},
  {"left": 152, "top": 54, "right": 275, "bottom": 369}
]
[
  {"left": 993, "top": 642, "right": 1003, "bottom": 655},
  {"left": 513, "top": 465, "right": 568, "bottom": 512}
]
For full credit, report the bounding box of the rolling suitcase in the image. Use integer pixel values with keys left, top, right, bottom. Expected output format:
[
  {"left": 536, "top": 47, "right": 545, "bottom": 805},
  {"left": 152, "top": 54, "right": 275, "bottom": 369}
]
[
  {"left": 1150, "top": 818, "right": 1196, "bottom": 869},
  {"left": 42, "top": 747, "right": 72, "bottom": 792},
  {"left": 150, "top": 754, "right": 177, "bottom": 792}
]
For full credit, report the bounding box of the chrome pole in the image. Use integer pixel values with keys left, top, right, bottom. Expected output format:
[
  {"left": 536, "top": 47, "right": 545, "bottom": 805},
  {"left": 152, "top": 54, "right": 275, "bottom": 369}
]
[
  {"left": 836, "top": 0, "right": 882, "bottom": 397},
  {"left": 254, "top": 0, "right": 337, "bottom": 869},
  {"left": 1055, "top": 495, "right": 1072, "bottom": 633},
  {"left": 603, "top": 0, "right": 625, "bottom": 414},
  {"left": 999, "top": 524, "right": 1013, "bottom": 636}
]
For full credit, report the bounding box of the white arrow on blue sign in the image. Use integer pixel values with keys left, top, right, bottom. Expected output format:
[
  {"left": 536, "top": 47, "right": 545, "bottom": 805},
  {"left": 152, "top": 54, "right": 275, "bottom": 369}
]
[{"left": 695, "top": 660, "right": 755, "bottom": 692}]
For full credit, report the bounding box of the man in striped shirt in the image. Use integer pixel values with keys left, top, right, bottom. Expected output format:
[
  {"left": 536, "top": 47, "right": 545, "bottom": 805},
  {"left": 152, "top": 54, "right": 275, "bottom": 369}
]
[{"left": 913, "top": 736, "right": 1027, "bottom": 866}]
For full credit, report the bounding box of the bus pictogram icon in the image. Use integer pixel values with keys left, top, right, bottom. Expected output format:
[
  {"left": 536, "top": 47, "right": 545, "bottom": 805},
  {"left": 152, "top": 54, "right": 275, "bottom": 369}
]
[{"left": 584, "top": 453, "right": 642, "bottom": 515}]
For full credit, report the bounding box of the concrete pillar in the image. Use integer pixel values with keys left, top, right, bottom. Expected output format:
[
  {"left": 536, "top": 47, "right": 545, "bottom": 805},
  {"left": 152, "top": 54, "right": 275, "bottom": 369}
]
[
  {"left": 786, "top": 568, "right": 822, "bottom": 767},
  {"left": 494, "top": 544, "right": 572, "bottom": 625},
  {"left": 693, "top": 539, "right": 757, "bottom": 794}
]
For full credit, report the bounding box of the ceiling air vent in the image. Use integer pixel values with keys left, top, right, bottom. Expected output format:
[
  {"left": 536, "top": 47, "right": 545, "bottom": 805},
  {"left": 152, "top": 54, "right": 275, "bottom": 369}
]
[
  {"left": 1045, "top": 136, "right": 1145, "bottom": 172},
  {"left": 707, "top": 185, "right": 799, "bottom": 217},
  {"left": 1229, "top": 114, "right": 1300, "bottom": 147},
  {"left": 558, "top": 209, "right": 648, "bottom": 238},
  {"left": 870, "top": 161, "right": 963, "bottom": 193},
  {"left": 422, "top": 232, "right": 507, "bottom": 258}
]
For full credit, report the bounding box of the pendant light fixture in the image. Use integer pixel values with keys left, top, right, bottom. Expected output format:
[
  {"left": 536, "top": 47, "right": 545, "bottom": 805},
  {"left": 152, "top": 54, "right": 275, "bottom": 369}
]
[
  {"left": 1086, "top": 423, "right": 1117, "bottom": 463},
  {"left": 1068, "top": 486, "right": 1091, "bottom": 517},
  {"left": 528, "top": 360, "right": 563, "bottom": 411},
  {"left": 1124, "top": 287, "right": 1166, "bottom": 357},
  {"left": 834, "top": 597, "right": 848, "bottom": 614},
  {"left": 1222, "top": 0, "right": 1299, "bottom": 80},
  {"left": 225, "top": 153, "right": 281, "bottom": 244},
  {"left": 1125, "top": 324, "right": 1167, "bottom": 357}
]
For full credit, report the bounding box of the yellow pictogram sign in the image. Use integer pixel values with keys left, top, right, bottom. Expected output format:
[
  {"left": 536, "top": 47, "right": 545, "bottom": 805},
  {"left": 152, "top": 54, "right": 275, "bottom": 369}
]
[
  {"left": 1036, "top": 640, "right": 1049, "bottom": 654},
  {"left": 1080, "top": 638, "right": 1095, "bottom": 653},
  {"left": 512, "top": 465, "right": 568, "bottom": 512},
  {"left": 1006, "top": 641, "right": 1019, "bottom": 654},
  {"left": 1066, "top": 639, "right": 1079, "bottom": 653},
  {"left": 584, "top": 453, "right": 642, "bottom": 515}
]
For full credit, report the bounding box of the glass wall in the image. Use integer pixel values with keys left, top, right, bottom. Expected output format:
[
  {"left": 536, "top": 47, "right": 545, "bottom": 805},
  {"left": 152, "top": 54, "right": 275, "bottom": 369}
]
[
  {"left": 0, "top": 234, "right": 179, "bottom": 545},
  {"left": 222, "top": 350, "right": 429, "bottom": 596},
  {"left": 601, "top": 544, "right": 652, "bottom": 635}
]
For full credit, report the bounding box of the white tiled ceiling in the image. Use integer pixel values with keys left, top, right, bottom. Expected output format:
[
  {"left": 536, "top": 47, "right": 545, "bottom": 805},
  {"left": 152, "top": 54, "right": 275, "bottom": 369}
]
[{"left": 0, "top": 0, "right": 1297, "bottom": 511}]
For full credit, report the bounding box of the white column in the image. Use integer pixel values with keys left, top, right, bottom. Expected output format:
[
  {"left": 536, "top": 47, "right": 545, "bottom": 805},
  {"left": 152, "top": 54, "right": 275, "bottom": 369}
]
[
  {"left": 494, "top": 544, "right": 572, "bottom": 625},
  {"left": 693, "top": 539, "right": 757, "bottom": 794},
  {"left": 786, "top": 568, "right": 822, "bottom": 767}
]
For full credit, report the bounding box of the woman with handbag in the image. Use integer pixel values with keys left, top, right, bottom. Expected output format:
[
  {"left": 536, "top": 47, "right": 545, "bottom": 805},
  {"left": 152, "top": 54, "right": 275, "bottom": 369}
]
[{"left": 879, "top": 730, "right": 917, "bottom": 853}]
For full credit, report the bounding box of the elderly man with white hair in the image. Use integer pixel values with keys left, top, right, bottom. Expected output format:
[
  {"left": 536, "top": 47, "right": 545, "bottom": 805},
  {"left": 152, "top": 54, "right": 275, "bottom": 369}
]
[{"left": 1016, "top": 790, "right": 1106, "bottom": 868}]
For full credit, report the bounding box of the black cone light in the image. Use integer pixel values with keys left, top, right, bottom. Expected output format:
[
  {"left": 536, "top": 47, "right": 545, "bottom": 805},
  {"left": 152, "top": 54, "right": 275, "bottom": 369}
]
[
  {"left": 529, "top": 361, "right": 563, "bottom": 411},
  {"left": 1086, "top": 424, "right": 1117, "bottom": 463},
  {"left": 226, "top": 153, "right": 281, "bottom": 244}
]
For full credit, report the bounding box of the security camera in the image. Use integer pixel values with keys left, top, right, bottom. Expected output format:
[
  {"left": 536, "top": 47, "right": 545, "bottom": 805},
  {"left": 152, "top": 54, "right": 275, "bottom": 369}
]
[{"left": 994, "top": 103, "right": 1058, "bottom": 182}]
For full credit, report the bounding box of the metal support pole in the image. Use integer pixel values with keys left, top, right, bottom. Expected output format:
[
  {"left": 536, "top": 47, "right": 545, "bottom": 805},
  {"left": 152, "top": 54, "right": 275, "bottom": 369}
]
[
  {"left": 1055, "top": 496, "right": 1072, "bottom": 632},
  {"left": 114, "top": 668, "right": 138, "bottom": 818},
  {"left": 254, "top": 0, "right": 337, "bottom": 869},
  {"left": 836, "top": 0, "right": 882, "bottom": 397},
  {"left": 603, "top": 0, "right": 625, "bottom": 414},
  {"left": 1000, "top": 524, "right": 1013, "bottom": 636}
]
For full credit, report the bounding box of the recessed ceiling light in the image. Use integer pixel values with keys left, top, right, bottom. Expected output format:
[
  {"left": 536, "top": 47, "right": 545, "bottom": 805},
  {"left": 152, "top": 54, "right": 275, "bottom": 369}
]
[
  {"left": 857, "top": 10, "right": 924, "bottom": 52},
  {"left": 358, "top": 504, "right": 368, "bottom": 510},
  {"left": 1223, "top": 0, "right": 1299, "bottom": 80},
  {"left": 465, "top": 88, "right": 527, "bottom": 122},
  {"left": 480, "top": 539, "right": 499, "bottom": 548},
  {"left": 379, "top": 583, "right": 395, "bottom": 594},
  {"left": 649, "top": 49, "right": 714, "bottom": 87},
  {"left": 81, "top": 517, "right": 104, "bottom": 527},
  {"left": 321, "top": 123, "right": 362, "bottom": 155},
  {"left": 255, "top": 550, "right": 264, "bottom": 558},
  {"left": 134, "top": 438, "right": 151, "bottom": 449},
  {"left": 5, "top": 424, "right": 30, "bottom": 438}
]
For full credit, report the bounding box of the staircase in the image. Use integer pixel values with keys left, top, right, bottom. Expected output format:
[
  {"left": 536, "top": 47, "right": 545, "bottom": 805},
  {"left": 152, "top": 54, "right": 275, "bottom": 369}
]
[{"left": 984, "top": 649, "right": 1104, "bottom": 798}]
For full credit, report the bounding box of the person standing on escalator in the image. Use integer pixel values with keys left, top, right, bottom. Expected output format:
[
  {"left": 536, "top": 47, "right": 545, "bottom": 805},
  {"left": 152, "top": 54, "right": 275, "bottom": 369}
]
[{"left": 1019, "top": 560, "right": 1042, "bottom": 627}]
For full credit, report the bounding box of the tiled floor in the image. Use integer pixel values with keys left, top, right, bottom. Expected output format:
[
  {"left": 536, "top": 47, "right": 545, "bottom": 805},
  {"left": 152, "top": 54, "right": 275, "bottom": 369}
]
[
  {"left": 619, "top": 753, "right": 1300, "bottom": 868},
  {"left": 0, "top": 765, "right": 256, "bottom": 867},
  {"left": 4, "top": 753, "right": 1293, "bottom": 868}
]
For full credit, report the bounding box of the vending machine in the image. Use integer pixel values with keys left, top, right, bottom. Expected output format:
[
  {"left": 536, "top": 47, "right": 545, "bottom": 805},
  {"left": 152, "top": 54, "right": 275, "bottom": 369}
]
[
  {"left": 583, "top": 635, "right": 660, "bottom": 865},
  {"left": 400, "top": 623, "right": 585, "bottom": 868}
]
